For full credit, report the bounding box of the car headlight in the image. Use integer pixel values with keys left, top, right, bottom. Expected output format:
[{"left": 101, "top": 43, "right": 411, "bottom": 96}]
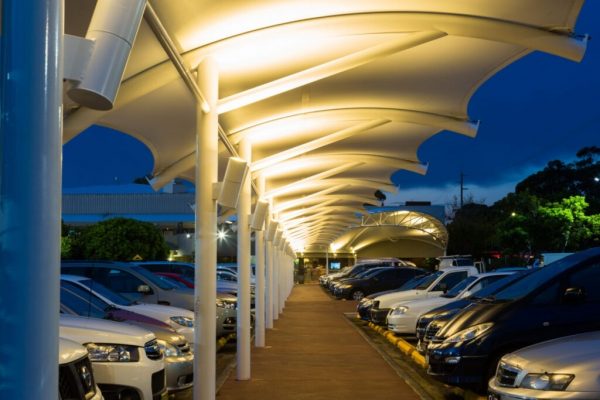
[
  {"left": 338, "top": 284, "right": 352, "bottom": 289},
  {"left": 390, "top": 306, "right": 409, "bottom": 316},
  {"left": 170, "top": 316, "right": 194, "bottom": 327},
  {"left": 442, "top": 323, "right": 493, "bottom": 343},
  {"left": 156, "top": 339, "right": 183, "bottom": 358},
  {"left": 520, "top": 373, "right": 574, "bottom": 391},
  {"left": 216, "top": 298, "right": 237, "bottom": 309},
  {"left": 86, "top": 343, "right": 139, "bottom": 362}
]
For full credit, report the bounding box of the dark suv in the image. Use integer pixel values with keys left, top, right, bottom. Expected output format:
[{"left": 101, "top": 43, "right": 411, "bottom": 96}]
[{"left": 426, "top": 247, "right": 600, "bottom": 392}]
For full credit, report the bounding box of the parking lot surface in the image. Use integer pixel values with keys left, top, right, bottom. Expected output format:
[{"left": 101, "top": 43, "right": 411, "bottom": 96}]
[{"left": 216, "top": 283, "right": 420, "bottom": 400}]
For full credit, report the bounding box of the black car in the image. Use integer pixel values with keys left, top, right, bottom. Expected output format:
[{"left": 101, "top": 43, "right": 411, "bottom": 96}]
[
  {"left": 426, "top": 247, "right": 600, "bottom": 392},
  {"left": 356, "top": 273, "right": 432, "bottom": 320},
  {"left": 415, "top": 271, "right": 531, "bottom": 353},
  {"left": 332, "top": 267, "right": 426, "bottom": 300},
  {"left": 326, "top": 262, "right": 396, "bottom": 292}
]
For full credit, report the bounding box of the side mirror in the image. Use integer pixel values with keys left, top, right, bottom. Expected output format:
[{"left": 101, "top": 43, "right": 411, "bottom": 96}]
[
  {"left": 137, "top": 284, "right": 153, "bottom": 295},
  {"left": 563, "top": 287, "right": 585, "bottom": 304}
]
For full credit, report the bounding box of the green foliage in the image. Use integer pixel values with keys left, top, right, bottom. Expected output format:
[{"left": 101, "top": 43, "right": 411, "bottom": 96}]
[
  {"left": 77, "top": 218, "right": 169, "bottom": 261},
  {"left": 61, "top": 236, "right": 72, "bottom": 259}
]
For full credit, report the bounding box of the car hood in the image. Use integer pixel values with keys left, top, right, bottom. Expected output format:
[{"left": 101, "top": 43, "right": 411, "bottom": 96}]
[
  {"left": 391, "top": 296, "right": 453, "bottom": 315},
  {"left": 374, "top": 290, "right": 432, "bottom": 309},
  {"left": 60, "top": 314, "right": 155, "bottom": 346},
  {"left": 121, "top": 303, "right": 194, "bottom": 324},
  {"left": 435, "top": 302, "right": 509, "bottom": 339},
  {"left": 108, "top": 307, "right": 171, "bottom": 329},
  {"left": 59, "top": 337, "right": 88, "bottom": 364},
  {"left": 420, "top": 299, "right": 472, "bottom": 320},
  {"left": 502, "top": 331, "right": 600, "bottom": 392}
]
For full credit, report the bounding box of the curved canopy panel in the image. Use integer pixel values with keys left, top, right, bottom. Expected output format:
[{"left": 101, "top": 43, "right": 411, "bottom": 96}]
[
  {"left": 64, "top": 0, "right": 587, "bottom": 252},
  {"left": 330, "top": 210, "right": 448, "bottom": 257}
]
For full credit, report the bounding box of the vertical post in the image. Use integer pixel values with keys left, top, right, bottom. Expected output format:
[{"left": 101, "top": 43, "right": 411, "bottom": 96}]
[
  {"left": 194, "top": 57, "right": 218, "bottom": 400},
  {"left": 278, "top": 248, "right": 285, "bottom": 314},
  {"left": 326, "top": 251, "right": 329, "bottom": 275},
  {"left": 255, "top": 176, "right": 266, "bottom": 347},
  {"left": 265, "top": 222, "right": 274, "bottom": 328},
  {"left": 0, "top": 2, "right": 62, "bottom": 398},
  {"left": 272, "top": 243, "right": 279, "bottom": 320},
  {"left": 237, "top": 139, "right": 252, "bottom": 380}
]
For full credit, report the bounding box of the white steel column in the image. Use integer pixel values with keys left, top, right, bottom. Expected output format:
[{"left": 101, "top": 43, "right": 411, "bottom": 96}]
[
  {"left": 255, "top": 177, "right": 266, "bottom": 347},
  {"left": 326, "top": 251, "right": 329, "bottom": 275},
  {"left": 278, "top": 248, "right": 285, "bottom": 314},
  {"left": 237, "top": 138, "right": 252, "bottom": 380},
  {"left": 0, "top": 1, "right": 62, "bottom": 398},
  {"left": 272, "top": 242, "right": 280, "bottom": 320},
  {"left": 265, "top": 223, "right": 274, "bottom": 328},
  {"left": 194, "top": 58, "right": 218, "bottom": 400}
]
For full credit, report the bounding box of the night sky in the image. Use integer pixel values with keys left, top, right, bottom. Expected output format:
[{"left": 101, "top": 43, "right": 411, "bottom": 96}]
[{"left": 63, "top": 1, "right": 600, "bottom": 206}]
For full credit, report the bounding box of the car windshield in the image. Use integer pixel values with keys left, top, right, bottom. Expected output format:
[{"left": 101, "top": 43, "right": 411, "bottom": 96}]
[
  {"left": 442, "top": 276, "right": 478, "bottom": 298},
  {"left": 492, "top": 255, "right": 581, "bottom": 302},
  {"left": 468, "top": 272, "right": 530, "bottom": 299},
  {"left": 355, "top": 268, "right": 386, "bottom": 279},
  {"left": 78, "top": 278, "right": 134, "bottom": 306},
  {"left": 158, "top": 275, "right": 189, "bottom": 289},
  {"left": 398, "top": 274, "right": 431, "bottom": 290},
  {"left": 415, "top": 271, "right": 443, "bottom": 290},
  {"left": 131, "top": 265, "right": 176, "bottom": 290}
]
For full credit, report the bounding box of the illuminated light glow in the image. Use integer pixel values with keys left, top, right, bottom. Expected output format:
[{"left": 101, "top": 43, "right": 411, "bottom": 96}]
[
  {"left": 217, "top": 31, "right": 446, "bottom": 114},
  {"left": 278, "top": 199, "right": 338, "bottom": 222},
  {"left": 230, "top": 107, "right": 479, "bottom": 144},
  {"left": 265, "top": 177, "right": 396, "bottom": 199},
  {"left": 276, "top": 193, "right": 378, "bottom": 213},
  {"left": 262, "top": 162, "right": 364, "bottom": 199},
  {"left": 250, "top": 119, "right": 390, "bottom": 172},
  {"left": 281, "top": 205, "right": 367, "bottom": 223},
  {"left": 258, "top": 153, "right": 427, "bottom": 179},
  {"left": 273, "top": 184, "right": 349, "bottom": 213},
  {"left": 217, "top": 230, "right": 228, "bottom": 240}
]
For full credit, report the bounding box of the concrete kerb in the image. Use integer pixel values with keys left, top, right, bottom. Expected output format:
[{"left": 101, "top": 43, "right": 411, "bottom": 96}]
[
  {"left": 366, "top": 322, "right": 485, "bottom": 400},
  {"left": 368, "top": 322, "right": 427, "bottom": 368}
]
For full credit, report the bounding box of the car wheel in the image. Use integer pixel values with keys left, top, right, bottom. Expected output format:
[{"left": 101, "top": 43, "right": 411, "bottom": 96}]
[{"left": 351, "top": 290, "right": 365, "bottom": 301}]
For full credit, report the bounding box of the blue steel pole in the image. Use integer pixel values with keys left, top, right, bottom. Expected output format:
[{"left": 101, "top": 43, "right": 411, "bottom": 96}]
[{"left": 0, "top": 1, "right": 63, "bottom": 399}]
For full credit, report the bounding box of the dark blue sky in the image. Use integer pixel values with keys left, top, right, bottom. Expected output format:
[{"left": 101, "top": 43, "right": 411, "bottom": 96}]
[{"left": 63, "top": 2, "right": 600, "bottom": 205}]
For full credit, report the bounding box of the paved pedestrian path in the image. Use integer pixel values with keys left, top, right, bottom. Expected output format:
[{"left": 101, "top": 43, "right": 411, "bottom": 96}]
[{"left": 216, "top": 283, "right": 421, "bottom": 400}]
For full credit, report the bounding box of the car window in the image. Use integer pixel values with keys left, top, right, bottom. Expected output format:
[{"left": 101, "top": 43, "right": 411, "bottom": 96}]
[
  {"left": 566, "top": 262, "right": 600, "bottom": 303},
  {"left": 60, "top": 282, "right": 108, "bottom": 319},
  {"left": 444, "top": 276, "right": 477, "bottom": 297},
  {"left": 467, "top": 275, "right": 508, "bottom": 294},
  {"left": 415, "top": 272, "right": 443, "bottom": 290},
  {"left": 76, "top": 278, "right": 133, "bottom": 306},
  {"left": 130, "top": 265, "right": 175, "bottom": 290},
  {"left": 432, "top": 271, "right": 468, "bottom": 292},
  {"left": 105, "top": 269, "right": 146, "bottom": 293},
  {"left": 217, "top": 271, "right": 237, "bottom": 282},
  {"left": 531, "top": 281, "right": 561, "bottom": 305},
  {"left": 157, "top": 274, "right": 188, "bottom": 289}
]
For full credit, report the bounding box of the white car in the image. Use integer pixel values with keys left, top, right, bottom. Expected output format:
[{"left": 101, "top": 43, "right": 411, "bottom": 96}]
[
  {"left": 59, "top": 314, "right": 166, "bottom": 400},
  {"left": 369, "top": 267, "right": 479, "bottom": 325},
  {"left": 488, "top": 331, "right": 600, "bottom": 399},
  {"left": 386, "top": 272, "right": 514, "bottom": 334},
  {"left": 61, "top": 274, "right": 195, "bottom": 344},
  {"left": 59, "top": 337, "right": 104, "bottom": 400}
]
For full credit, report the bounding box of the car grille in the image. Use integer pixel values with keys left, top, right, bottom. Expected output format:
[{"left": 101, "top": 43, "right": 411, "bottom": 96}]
[
  {"left": 145, "top": 339, "right": 163, "bottom": 360},
  {"left": 151, "top": 369, "right": 166, "bottom": 395},
  {"left": 496, "top": 362, "right": 520, "bottom": 387},
  {"left": 424, "top": 323, "right": 441, "bottom": 341},
  {"left": 59, "top": 355, "right": 97, "bottom": 400}
]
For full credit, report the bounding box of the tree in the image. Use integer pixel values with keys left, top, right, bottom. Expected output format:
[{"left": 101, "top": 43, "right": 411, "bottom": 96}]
[
  {"left": 446, "top": 203, "right": 495, "bottom": 257},
  {"left": 374, "top": 190, "right": 386, "bottom": 206},
  {"left": 78, "top": 218, "right": 170, "bottom": 261}
]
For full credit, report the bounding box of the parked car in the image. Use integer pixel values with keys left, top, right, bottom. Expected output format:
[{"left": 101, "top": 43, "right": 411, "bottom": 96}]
[
  {"left": 59, "top": 314, "right": 166, "bottom": 400},
  {"left": 61, "top": 275, "right": 195, "bottom": 343},
  {"left": 319, "top": 266, "right": 352, "bottom": 287},
  {"left": 386, "top": 272, "right": 514, "bottom": 335},
  {"left": 369, "top": 267, "right": 479, "bottom": 325},
  {"left": 488, "top": 330, "right": 600, "bottom": 399},
  {"left": 415, "top": 271, "right": 532, "bottom": 353},
  {"left": 426, "top": 247, "right": 600, "bottom": 392},
  {"left": 356, "top": 274, "right": 433, "bottom": 320},
  {"left": 332, "top": 266, "right": 426, "bottom": 300},
  {"left": 326, "top": 262, "right": 398, "bottom": 292},
  {"left": 59, "top": 337, "right": 104, "bottom": 400},
  {"left": 155, "top": 272, "right": 194, "bottom": 288},
  {"left": 61, "top": 260, "right": 237, "bottom": 337},
  {"left": 60, "top": 278, "right": 195, "bottom": 397}
]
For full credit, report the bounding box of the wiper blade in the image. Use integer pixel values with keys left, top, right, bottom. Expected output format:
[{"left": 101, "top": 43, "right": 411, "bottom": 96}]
[{"left": 480, "top": 295, "right": 496, "bottom": 303}]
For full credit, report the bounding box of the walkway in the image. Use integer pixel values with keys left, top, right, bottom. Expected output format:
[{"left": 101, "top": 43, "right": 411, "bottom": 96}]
[{"left": 216, "top": 284, "right": 420, "bottom": 400}]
